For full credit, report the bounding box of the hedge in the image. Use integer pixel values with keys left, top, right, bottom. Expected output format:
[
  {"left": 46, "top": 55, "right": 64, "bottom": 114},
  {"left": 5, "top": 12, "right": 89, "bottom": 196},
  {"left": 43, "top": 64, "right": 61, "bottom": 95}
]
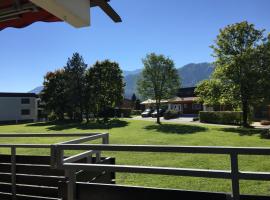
[
  {"left": 199, "top": 111, "right": 242, "bottom": 125},
  {"left": 131, "top": 110, "right": 142, "bottom": 116},
  {"left": 164, "top": 110, "right": 179, "bottom": 120},
  {"left": 99, "top": 108, "right": 132, "bottom": 118}
]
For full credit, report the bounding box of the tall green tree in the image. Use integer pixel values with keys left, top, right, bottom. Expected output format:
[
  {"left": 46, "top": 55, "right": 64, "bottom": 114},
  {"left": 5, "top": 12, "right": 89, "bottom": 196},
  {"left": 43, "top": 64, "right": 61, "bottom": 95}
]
[
  {"left": 64, "top": 53, "right": 87, "bottom": 121},
  {"left": 137, "top": 53, "right": 180, "bottom": 124},
  {"left": 197, "top": 21, "right": 270, "bottom": 127},
  {"left": 41, "top": 69, "right": 68, "bottom": 120},
  {"left": 86, "top": 60, "right": 125, "bottom": 121}
]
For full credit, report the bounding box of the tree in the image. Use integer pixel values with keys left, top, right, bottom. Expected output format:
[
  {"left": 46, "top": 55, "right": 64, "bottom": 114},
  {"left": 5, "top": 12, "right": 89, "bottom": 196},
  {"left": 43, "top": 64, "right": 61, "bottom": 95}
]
[
  {"left": 131, "top": 93, "right": 137, "bottom": 109},
  {"left": 41, "top": 69, "right": 68, "bottom": 120},
  {"left": 64, "top": 53, "right": 87, "bottom": 121},
  {"left": 197, "top": 21, "right": 270, "bottom": 127},
  {"left": 85, "top": 60, "right": 125, "bottom": 121},
  {"left": 137, "top": 53, "right": 181, "bottom": 124}
]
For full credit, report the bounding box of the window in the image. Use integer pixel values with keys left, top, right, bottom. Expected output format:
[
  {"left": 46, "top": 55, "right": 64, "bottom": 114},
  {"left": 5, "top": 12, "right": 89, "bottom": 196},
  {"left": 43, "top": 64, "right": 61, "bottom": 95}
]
[
  {"left": 184, "top": 104, "right": 188, "bottom": 108},
  {"left": 21, "top": 98, "right": 30, "bottom": 104},
  {"left": 21, "top": 109, "right": 30, "bottom": 115},
  {"left": 192, "top": 104, "right": 202, "bottom": 110}
]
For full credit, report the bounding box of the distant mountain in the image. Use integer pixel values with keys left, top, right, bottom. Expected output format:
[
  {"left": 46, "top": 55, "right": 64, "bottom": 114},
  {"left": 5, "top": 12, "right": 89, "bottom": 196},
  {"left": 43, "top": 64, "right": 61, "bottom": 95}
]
[
  {"left": 178, "top": 62, "right": 214, "bottom": 87},
  {"left": 29, "top": 86, "right": 43, "bottom": 94},
  {"left": 30, "top": 63, "right": 214, "bottom": 99},
  {"left": 123, "top": 62, "right": 214, "bottom": 98}
]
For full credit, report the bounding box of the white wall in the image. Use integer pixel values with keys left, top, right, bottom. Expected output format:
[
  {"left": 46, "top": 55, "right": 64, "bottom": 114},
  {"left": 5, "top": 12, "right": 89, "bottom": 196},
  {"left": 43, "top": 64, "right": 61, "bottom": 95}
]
[{"left": 0, "top": 97, "right": 37, "bottom": 122}]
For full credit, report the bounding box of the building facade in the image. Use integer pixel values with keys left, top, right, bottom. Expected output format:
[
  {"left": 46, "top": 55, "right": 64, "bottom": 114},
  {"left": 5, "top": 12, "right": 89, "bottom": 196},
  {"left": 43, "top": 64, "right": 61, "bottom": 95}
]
[
  {"left": 167, "top": 87, "right": 203, "bottom": 115},
  {"left": 0, "top": 93, "right": 38, "bottom": 123}
]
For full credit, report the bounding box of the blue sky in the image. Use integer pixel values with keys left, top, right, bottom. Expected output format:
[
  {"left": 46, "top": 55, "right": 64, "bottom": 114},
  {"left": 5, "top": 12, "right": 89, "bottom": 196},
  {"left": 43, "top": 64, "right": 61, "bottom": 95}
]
[{"left": 1, "top": 0, "right": 270, "bottom": 92}]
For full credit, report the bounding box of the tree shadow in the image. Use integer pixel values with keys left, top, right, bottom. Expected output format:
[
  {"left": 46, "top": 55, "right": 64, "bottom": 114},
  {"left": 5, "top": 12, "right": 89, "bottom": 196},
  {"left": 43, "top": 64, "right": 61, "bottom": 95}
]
[
  {"left": 220, "top": 127, "right": 270, "bottom": 139},
  {"left": 144, "top": 124, "right": 208, "bottom": 134},
  {"left": 26, "top": 119, "right": 129, "bottom": 131}
]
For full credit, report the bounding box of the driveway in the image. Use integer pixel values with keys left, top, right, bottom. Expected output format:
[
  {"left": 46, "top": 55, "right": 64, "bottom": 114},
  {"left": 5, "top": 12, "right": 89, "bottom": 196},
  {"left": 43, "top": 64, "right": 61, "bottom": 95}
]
[{"left": 132, "top": 116, "right": 196, "bottom": 123}]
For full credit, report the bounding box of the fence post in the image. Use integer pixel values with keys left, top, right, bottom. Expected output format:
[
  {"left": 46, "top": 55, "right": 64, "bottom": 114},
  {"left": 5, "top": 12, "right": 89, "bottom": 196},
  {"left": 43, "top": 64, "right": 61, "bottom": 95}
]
[
  {"left": 50, "top": 145, "right": 63, "bottom": 168},
  {"left": 102, "top": 133, "right": 109, "bottom": 144},
  {"left": 66, "top": 169, "right": 76, "bottom": 200},
  {"left": 230, "top": 152, "right": 240, "bottom": 200},
  {"left": 11, "top": 147, "right": 16, "bottom": 200}
]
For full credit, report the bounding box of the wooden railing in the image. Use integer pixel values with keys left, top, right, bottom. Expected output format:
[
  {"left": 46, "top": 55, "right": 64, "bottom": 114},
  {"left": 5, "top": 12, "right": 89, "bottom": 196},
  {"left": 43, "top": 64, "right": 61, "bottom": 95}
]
[{"left": 51, "top": 144, "right": 270, "bottom": 200}]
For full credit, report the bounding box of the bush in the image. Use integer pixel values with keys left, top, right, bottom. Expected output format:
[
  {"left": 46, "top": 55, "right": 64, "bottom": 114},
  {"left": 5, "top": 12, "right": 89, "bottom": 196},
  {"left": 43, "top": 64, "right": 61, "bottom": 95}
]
[
  {"left": 131, "top": 110, "right": 142, "bottom": 116},
  {"left": 164, "top": 110, "right": 179, "bottom": 120},
  {"left": 118, "top": 108, "right": 132, "bottom": 118},
  {"left": 48, "top": 112, "right": 57, "bottom": 121},
  {"left": 199, "top": 111, "right": 242, "bottom": 125},
  {"left": 99, "top": 108, "right": 132, "bottom": 118}
]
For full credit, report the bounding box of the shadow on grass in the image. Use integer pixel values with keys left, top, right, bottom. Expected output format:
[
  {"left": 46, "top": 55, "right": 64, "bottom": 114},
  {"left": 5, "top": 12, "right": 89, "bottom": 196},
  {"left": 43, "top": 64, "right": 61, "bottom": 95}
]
[
  {"left": 144, "top": 124, "right": 208, "bottom": 134},
  {"left": 26, "top": 119, "right": 129, "bottom": 131},
  {"left": 220, "top": 127, "right": 270, "bottom": 139}
]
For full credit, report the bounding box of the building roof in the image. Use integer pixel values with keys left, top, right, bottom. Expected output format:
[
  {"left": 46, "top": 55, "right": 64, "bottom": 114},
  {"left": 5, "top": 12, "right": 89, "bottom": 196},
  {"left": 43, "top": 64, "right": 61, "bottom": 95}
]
[
  {"left": 0, "top": 0, "right": 121, "bottom": 31},
  {"left": 168, "top": 96, "right": 198, "bottom": 103},
  {"left": 0, "top": 92, "right": 38, "bottom": 98},
  {"left": 141, "top": 99, "right": 168, "bottom": 105},
  {"left": 177, "top": 87, "right": 196, "bottom": 98}
]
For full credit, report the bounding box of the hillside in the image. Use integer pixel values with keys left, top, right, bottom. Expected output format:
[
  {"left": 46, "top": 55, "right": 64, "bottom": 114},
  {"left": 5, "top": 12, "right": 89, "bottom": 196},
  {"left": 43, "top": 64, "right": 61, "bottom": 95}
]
[
  {"left": 29, "top": 63, "right": 214, "bottom": 99},
  {"left": 124, "top": 62, "right": 214, "bottom": 98}
]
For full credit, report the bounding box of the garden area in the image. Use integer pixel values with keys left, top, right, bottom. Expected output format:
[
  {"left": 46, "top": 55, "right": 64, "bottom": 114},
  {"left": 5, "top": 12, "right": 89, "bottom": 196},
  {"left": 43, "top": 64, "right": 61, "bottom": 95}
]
[{"left": 0, "top": 119, "right": 269, "bottom": 195}]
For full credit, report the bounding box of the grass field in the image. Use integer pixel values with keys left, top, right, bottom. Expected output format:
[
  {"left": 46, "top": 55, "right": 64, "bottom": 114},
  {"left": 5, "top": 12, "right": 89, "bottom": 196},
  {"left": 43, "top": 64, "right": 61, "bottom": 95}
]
[{"left": 0, "top": 119, "right": 269, "bottom": 195}]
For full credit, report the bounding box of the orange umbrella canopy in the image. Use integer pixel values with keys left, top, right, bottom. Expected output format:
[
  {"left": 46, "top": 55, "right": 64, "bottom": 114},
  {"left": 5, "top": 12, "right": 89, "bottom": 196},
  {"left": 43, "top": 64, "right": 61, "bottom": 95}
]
[
  {"left": 0, "top": 0, "right": 61, "bottom": 30},
  {"left": 0, "top": 0, "right": 121, "bottom": 31}
]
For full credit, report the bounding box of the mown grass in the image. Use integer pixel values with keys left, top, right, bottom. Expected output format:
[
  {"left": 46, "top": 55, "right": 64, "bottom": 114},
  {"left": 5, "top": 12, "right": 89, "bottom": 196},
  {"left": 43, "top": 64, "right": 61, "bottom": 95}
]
[{"left": 0, "top": 119, "right": 269, "bottom": 195}]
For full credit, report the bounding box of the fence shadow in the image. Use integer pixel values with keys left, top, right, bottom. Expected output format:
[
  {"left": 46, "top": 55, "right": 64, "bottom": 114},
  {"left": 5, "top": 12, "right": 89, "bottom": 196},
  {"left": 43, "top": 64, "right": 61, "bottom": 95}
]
[
  {"left": 144, "top": 124, "right": 208, "bottom": 134},
  {"left": 26, "top": 119, "right": 129, "bottom": 131}
]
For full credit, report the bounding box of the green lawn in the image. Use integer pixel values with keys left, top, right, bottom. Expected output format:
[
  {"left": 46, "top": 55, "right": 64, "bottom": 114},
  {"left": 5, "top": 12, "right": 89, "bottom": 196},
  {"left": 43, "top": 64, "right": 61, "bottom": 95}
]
[{"left": 0, "top": 119, "right": 269, "bottom": 195}]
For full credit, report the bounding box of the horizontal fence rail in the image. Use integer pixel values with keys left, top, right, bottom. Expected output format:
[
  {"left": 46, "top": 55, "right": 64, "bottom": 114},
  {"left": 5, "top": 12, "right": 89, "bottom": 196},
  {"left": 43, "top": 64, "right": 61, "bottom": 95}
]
[
  {"left": 0, "top": 133, "right": 108, "bottom": 200},
  {"left": 53, "top": 144, "right": 270, "bottom": 200},
  {"left": 55, "top": 144, "right": 270, "bottom": 155}
]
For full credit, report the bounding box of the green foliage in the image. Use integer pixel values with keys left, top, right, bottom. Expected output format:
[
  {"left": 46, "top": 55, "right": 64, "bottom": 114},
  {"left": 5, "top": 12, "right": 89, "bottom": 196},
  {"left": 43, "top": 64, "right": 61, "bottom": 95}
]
[
  {"left": 137, "top": 53, "right": 181, "bottom": 123},
  {"left": 41, "top": 69, "right": 68, "bottom": 120},
  {"left": 42, "top": 54, "right": 125, "bottom": 122},
  {"left": 85, "top": 60, "right": 125, "bottom": 120},
  {"left": 197, "top": 21, "right": 270, "bottom": 127},
  {"left": 164, "top": 110, "right": 179, "bottom": 120},
  {"left": 64, "top": 53, "right": 87, "bottom": 121},
  {"left": 199, "top": 111, "right": 242, "bottom": 125}
]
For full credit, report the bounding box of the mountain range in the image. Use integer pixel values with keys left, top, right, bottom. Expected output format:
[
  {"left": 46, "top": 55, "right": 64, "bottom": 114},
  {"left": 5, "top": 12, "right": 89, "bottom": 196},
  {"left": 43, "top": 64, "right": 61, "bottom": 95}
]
[
  {"left": 123, "top": 62, "right": 214, "bottom": 98},
  {"left": 29, "top": 62, "right": 214, "bottom": 99}
]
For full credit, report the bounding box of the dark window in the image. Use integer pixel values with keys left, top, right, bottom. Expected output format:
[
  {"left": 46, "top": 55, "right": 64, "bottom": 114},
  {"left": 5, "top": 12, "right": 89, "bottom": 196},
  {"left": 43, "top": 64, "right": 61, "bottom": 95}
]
[
  {"left": 192, "top": 104, "right": 202, "bottom": 110},
  {"left": 21, "top": 109, "right": 30, "bottom": 115},
  {"left": 21, "top": 98, "right": 30, "bottom": 104}
]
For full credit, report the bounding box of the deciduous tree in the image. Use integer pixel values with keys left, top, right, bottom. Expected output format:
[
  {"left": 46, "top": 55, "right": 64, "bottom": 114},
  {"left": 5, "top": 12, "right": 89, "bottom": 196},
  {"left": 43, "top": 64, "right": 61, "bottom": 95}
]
[{"left": 137, "top": 53, "right": 180, "bottom": 124}]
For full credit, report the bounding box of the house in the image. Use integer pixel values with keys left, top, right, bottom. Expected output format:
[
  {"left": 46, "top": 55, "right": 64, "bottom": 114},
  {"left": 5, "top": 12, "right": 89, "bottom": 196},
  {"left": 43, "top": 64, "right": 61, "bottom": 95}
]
[
  {"left": 0, "top": 93, "right": 38, "bottom": 123},
  {"left": 167, "top": 87, "right": 203, "bottom": 115}
]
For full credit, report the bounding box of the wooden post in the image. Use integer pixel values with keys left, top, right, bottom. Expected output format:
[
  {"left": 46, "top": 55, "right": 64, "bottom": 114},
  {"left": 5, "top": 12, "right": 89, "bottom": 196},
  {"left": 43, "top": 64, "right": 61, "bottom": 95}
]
[
  {"left": 230, "top": 153, "right": 240, "bottom": 200},
  {"left": 11, "top": 147, "right": 16, "bottom": 200},
  {"left": 66, "top": 169, "right": 76, "bottom": 200}
]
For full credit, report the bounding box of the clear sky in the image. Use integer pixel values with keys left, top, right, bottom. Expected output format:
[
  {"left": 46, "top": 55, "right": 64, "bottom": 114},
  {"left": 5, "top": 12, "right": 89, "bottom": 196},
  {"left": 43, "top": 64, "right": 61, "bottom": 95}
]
[{"left": 1, "top": 0, "right": 270, "bottom": 92}]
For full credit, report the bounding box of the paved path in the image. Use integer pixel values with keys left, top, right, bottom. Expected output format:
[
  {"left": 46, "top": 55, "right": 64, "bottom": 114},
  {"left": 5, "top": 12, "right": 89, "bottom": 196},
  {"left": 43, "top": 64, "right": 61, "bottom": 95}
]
[{"left": 131, "top": 116, "right": 237, "bottom": 127}]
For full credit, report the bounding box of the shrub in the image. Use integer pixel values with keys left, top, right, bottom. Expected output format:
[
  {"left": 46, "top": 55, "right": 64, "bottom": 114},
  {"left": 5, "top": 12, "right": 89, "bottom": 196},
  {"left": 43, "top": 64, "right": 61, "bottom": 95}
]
[
  {"left": 199, "top": 111, "right": 242, "bottom": 125},
  {"left": 131, "top": 110, "right": 142, "bottom": 116},
  {"left": 99, "top": 108, "right": 131, "bottom": 118},
  {"left": 48, "top": 112, "right": 57, "bottom": 121},
  {"left": 164, "top": 110, "right": 179, "bottom": 120},
  {"left": 119, "top": 108, "right": 132, "bottom": 118}
]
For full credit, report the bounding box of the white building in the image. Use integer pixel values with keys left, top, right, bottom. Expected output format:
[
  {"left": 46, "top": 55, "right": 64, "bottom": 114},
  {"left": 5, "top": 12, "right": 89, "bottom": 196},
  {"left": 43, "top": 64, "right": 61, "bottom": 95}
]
[{"left": 0, "top": 93, "right": 38, "bottom": 123}]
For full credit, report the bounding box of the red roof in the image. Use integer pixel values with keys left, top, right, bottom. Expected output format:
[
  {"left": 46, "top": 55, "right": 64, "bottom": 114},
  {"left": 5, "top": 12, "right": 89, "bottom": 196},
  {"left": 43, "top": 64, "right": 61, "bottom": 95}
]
[{"left": 0, "top": 0, "right": 62, "bottom": 31}]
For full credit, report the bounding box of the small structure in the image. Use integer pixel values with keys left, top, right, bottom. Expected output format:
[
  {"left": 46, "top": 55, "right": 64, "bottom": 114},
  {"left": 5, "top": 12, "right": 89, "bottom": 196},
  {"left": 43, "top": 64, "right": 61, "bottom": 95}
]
[
  {"left": 0, "top": 92, "right": 38, "bottom": 123},
  {"left": 141, "top": 99, "right": 168, "bottom": 109},
  {"left": 168, "top": 87, "right": 203, "bottom": 115}
]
